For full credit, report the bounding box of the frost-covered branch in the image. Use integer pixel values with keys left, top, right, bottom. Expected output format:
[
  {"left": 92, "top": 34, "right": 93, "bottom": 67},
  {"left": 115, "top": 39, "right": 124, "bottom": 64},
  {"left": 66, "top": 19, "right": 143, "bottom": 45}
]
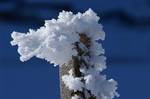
[{"left": 11, "top": 8, "right": 119, "bottom": 99}]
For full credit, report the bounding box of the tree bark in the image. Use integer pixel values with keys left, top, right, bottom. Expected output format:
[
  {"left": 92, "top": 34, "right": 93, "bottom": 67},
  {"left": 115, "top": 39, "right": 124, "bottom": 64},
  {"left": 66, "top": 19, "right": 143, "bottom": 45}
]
[
  {"left": 59, "top": 33, "right": 96, "bottom": 99},
  {"left": 60, "top": 62, "right": 73, "bottom": 99}
]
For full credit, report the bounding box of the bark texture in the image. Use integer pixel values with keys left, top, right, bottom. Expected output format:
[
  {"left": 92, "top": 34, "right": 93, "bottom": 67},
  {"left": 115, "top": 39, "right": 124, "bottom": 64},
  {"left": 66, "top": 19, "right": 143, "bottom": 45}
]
[
  {"left": 60, "top": 62, "right": 73, "bottom": 99},
  {"left": 60, "top": 34, "right": 96, "bottom": 99}
]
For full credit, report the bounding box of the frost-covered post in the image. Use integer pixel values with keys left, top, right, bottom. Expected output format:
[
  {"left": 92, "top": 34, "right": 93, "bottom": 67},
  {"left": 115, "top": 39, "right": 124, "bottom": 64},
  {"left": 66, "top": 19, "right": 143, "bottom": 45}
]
[
  {"left": 11, "top": 9, "right": 119, "bottom": 99},
  {"left": 60, "top": 33, "right": 96, "bottom": 99}
]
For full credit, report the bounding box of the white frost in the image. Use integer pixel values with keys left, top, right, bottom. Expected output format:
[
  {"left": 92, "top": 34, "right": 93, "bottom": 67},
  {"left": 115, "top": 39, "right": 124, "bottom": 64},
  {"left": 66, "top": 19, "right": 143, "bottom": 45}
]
[
  {"left": 11, "top": 8, "right": 105, "bottom": 66},
  {"left": 90, "top": 55, "right": 107, "bottom": 71},
  {"left": 62, "top": 75, "right": 84, "bottom": 91},
  {"left": 84, "top": 73, "right": 119, "bottom": 99},
  {"left": 11, "top": 8, "right": 119, "bottom": 99},
  {"left": 71, "top": 95, "right": 82, "bottom": 99}
]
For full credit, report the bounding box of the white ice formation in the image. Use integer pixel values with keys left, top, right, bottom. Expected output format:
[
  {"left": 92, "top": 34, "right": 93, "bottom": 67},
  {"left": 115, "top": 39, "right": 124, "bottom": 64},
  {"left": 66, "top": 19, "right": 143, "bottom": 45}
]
[{"left": 11, "top": 8, "right": 119, "bottom": 99}]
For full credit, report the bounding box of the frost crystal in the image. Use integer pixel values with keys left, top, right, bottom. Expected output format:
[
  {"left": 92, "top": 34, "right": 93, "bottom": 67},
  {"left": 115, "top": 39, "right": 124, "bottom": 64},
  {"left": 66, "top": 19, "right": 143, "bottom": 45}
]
[
  {"left": 71, "top": 95, "right": 82, "bottom": 99},
  {"left": 11, "top": 8, "right": 119, "bottom": 99},
  {"left": 62, "top": 74, "right": 84, "bottom": 91},
  {"left": 11, "top": 8, "right": 104, "bottom": 66},
  {"left": 84, "top": 73, "right": 119, "bottom": 99}
]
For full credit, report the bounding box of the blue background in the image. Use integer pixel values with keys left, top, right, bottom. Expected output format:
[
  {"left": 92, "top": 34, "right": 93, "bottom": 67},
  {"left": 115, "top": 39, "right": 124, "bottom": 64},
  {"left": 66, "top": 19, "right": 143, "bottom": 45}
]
[{"left": 0, "top": 0, "right": 150, "bottom": 99}]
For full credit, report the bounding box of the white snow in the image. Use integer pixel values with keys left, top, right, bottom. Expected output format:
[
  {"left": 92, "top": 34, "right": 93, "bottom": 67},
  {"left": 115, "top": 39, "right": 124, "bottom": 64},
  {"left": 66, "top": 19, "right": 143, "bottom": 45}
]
[
  {"left": 90, "top": 55, "right": 107, "bottom": 71},
  {"left": 90, "top": 42, "right": 105, "bottom": 56},
  {"left": 84, "top": 73, "right": 119, "bottom": 99},
  {"left": 11, "top": 8, "right": 118, "bottom": 99},
  {"left": 62, "top": 74, "right": 84, "bottom": 91},
  {"left": 11, "top": 8, "right": 105, "bottom": 66},
  {"left": 71, "top": 95, "right": 81, "bottom": 99},
  {"left": 62, "top": 68, "right": 119, "bottom": 99}
]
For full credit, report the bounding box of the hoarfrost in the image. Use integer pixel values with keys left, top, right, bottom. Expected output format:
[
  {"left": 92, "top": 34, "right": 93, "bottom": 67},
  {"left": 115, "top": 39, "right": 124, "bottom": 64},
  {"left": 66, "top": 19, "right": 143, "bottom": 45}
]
[
  {"left": 11, "top": 8, "right": 119, "bottom": 99},
  {"left": 11, "top": 8, "right": 105, "bottom": 66},
  {"left": 62, "top": 75, "right": 84, "bottom": 91}
]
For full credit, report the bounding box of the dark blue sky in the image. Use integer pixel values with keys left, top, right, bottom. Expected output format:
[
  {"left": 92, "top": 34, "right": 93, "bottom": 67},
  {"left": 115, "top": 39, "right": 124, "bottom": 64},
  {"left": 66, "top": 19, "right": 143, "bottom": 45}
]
[{"left": 0, "top": 0, "right": 150, "bottom": 99}]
